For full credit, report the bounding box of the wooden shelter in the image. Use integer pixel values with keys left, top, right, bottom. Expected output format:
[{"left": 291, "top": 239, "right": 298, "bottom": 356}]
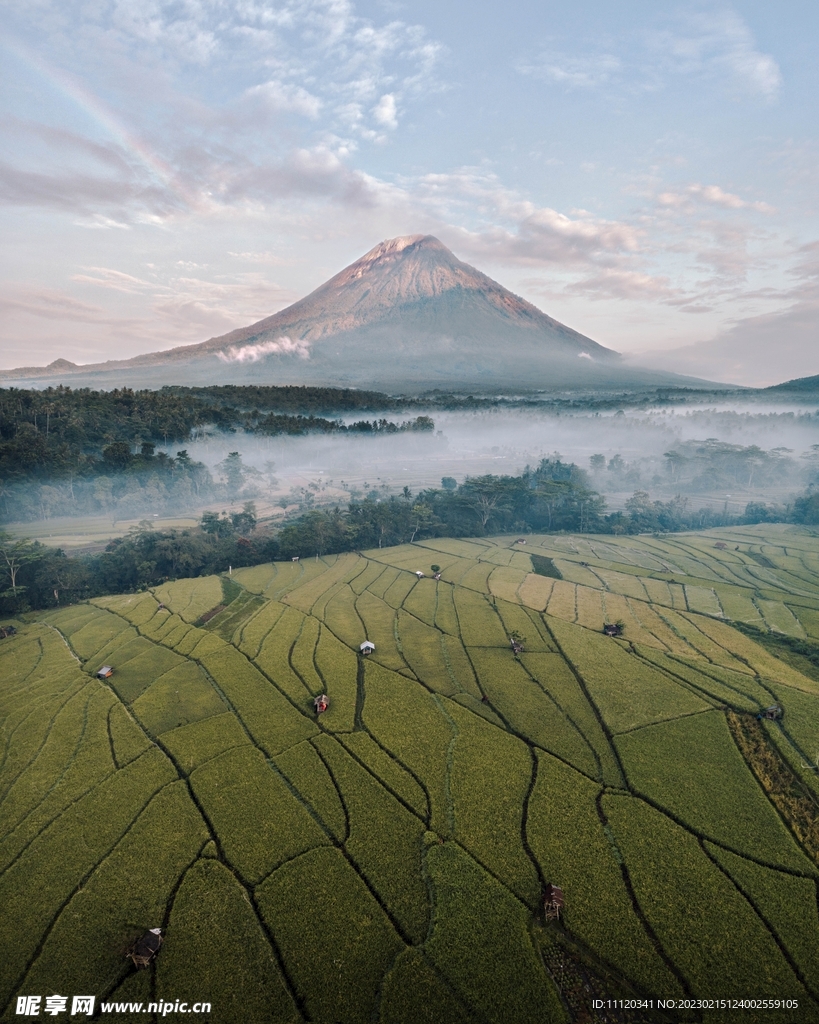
[
  {"left": 759, "top": 704, "right": 783, "bottom": 720},
  {"left": 360, "top": 641, "right": 376, "bottom": 656},
  {"left": 415, "top": 570, "right": 425, "bottom": 577},
  {"left": 96, "top": 665, "right": 114, "bottom": 679},
  {"left": 0, "top": 625, "right": 17, "bottom": 639},
  {"left": 602, "top": 623, "right": 624, "bottom": 638},
  {"left": 126, "top": 928, "right": 163, "bottom": 968},
  {"left": 543, "top": 883, "right": 564, "bottom": 921},
  {"left": 313, "top": 694, "right": 329, "bottom": 714}
]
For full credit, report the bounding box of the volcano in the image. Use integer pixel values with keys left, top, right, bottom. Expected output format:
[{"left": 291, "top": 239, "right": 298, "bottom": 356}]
[{"left": 2, "top": 235, "right": 713, "bottom": 391}]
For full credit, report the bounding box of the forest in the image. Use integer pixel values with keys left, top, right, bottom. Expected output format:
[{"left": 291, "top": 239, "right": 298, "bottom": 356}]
[
  {"left": 2, "top": 457, "right": 817, "bottom": 616},
  {"left": 0, "top": 385, "right": 434, "bottom": 522}
]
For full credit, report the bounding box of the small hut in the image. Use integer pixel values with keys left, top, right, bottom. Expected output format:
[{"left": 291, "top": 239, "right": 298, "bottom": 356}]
[
  {"left": 415, "top": 570, "right": 425, "bottom": 577},
  {"left": 714, "top": 541, "right": 727, "bottom": 550},
  {"left": 0, "top": 625, "right": 17, "bottom": 639},
  {"left": 543, "top": 883, "right": 564, "bottom": 921},
  {"left": 510, "top": 637, "right": 524, "bottom": 655},
  {"left": 602, "top": 623, "right": 624, "bottom": 638},
  {"left": 360, "top": 641, "right": 376, "bottom": 656},
  {"left": 97, "top": 665, "right": 114, "bottom": 679},
  {"left": 432, "top": 572, "right": 442, "bottom": 581},
  {"left": 126, "top": 928, "right": 163, "bottom": 968},
  {"left": 314, "top": 694, "right": 329, "bottom": 714},
  {"left": 515, "top": 538, "right": 527, "bottom": 544},
  {"left": 759, "top": 704, "right": 783, "bottom": 721},
  {"left": 292, "top": 556, "right": 300, "bottom": 562}
]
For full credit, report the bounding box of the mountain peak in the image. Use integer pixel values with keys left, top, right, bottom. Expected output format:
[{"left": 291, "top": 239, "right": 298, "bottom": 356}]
[{"left": 358, "top": 234, "right": 432, "bottom": 263}]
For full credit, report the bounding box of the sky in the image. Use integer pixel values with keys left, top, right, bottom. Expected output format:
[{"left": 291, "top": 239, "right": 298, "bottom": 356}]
[{"left": 1, "top": 0, "right": 817, "bottom": 385}]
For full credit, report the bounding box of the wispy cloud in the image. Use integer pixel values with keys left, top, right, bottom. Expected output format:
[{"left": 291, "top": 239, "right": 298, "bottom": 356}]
[
  {"left": 517, "top": 53, "right": 621, "bottom": 89},
  {"left": 519, "top": 8, "right": 782, "bottom": 100},
  {"left": 657, "top": 183, "right": 775, "bottom": 213},
  {"left": 649, "top": 9, "right": 782, "bottom": 99},
  {"left": 217, "top": 336, "right": 311, "bottom": 362}
]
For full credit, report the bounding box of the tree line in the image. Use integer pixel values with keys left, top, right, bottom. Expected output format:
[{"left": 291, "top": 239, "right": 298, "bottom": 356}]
[{"left": 3, "top": 459, "right": 816, "bottom": 616}]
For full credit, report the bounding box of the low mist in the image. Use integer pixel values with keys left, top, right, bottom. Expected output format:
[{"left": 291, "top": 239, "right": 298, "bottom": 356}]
[{"left": 162, "top": 399, "right": 819, "bottom": 521}]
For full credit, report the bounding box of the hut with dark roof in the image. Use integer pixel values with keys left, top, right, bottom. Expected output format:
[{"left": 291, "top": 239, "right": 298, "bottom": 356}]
[{"left": 543, "top": 883, "right": 564, "bottom": 921}]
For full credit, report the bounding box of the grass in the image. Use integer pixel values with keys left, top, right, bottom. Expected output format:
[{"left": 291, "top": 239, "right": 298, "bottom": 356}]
[
  {"left": 361, "top": 660, "right": 454, "bottom": 835},
  {"left": 197, "top": 644, "right": 318, "bottom": 756},
  {"left": 548, "top": 615, "right": 709, "bottom": 734},
  {"left": 322, "top": 584, "right": 364, "bottom": 648},
  {"left": 401, "top": 577, "right": 438, "bottom": 627},
  {"left": 517, "top": 572, "right": 554, "bottom": 611},
  {"left": 313, "top": 625, "right": 358, "bottom": 732},
  {"left": 706, "top": 843, "right": 819, "bottom": 995},
  {"left": 396, "top": 610, "right": 455, "bottom": 695},
  {"left": 545, "top": 580, "right": 577, "bottom": 622},
  {"left": 355, "top": 590, "right": 407, "bottom": 672},
  {"left": 155, "top": 575, "right": 223, "bottom": 624},
  {"left": 526, "top": 750, "right": 681, "bottom": 997},
  {"left": 529, "top": 553, "right": 562, "bottom": 579},
  {"left": 520, "top": 651, "right": 622, "bottom": 786},
  {"left": 446, "top": 701, "right": 541, "bottom": 903},
  {"left": 158, "top": 858, "right": 301, "bottom": 1024},
  {"left": 0, "top": 746, "right": 176, "bottom": 1009},
  {"left": 254, "top": 606, "right": 313, "bottom": 707},
  {"left": 468, "top": 647, "right": 599, "bottom": 778},
  {"left": 190, "top": 746, "right": 329, "bottom": 884},
  {"left": 274, "top": 739, "right": 347, "bottom": 840},
  {"left": 487, "top": 565, "right": 527, "bottom": 603},
  {"left": 424, "top": 841, "right": 565, "bottom": 1024},
  {"left": 634, "top": 646, "right": 759, "bottom": 711},
  {"left": 161, "top": 711, "right": 251, "bottom": 774},
  {"left": 604, "top": 794, "right": 813, "bottom": 1006},
  {"left": 6, "top": 526, "right": 819, "bottom": 1021},
  {"left": 131, "top": 661, "right": 226, "bottom": 735},
  {"left": 378, "top": 947, "right": 473, "bottom": 1024},
  {"left": 22, "top": 781, "right": 207, "bottom": 1003},
  {"left": 452, "top": 588, "right": 509, "bottom": 647},
  {"left": 256, "top": 846, "right": 404, "bottom": 1024},
  {"left": 236, "top": 599, "right": 286, "bottom": 659},
  {"left": 107, "top": 645, "right": 186, "bottom": 704},
  {"left": 314, "top": 733, "right": 428, "bottom": 943},
  {"left": 615, "top": 711, "right": 813, "bottom": 873},
  {"left": 339, "top": 732, "right": 428, "bottom": 817}
]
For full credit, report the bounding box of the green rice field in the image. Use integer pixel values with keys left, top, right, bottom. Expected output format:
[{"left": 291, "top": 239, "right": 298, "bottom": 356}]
[{"left": 2, "top": 524, "right": 819, "bottom": 1022}]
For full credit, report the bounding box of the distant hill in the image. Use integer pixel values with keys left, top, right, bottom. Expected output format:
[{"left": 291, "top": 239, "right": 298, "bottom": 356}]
[
  {"left": 2, "top": 235, "right": 719, "bottom": 392},
  {"left": 763, "top": 373, "right": 819, "bottom": 392}
]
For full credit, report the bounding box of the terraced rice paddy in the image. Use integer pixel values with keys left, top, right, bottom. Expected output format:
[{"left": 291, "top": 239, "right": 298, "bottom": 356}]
[{"left": 2, "top": 524, "right": 819, "bottom": 1022}]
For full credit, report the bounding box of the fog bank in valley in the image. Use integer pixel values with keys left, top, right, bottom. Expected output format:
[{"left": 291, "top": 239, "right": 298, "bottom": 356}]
[{"left": 171, "top": 399, "right": 819, "bottom": 521}]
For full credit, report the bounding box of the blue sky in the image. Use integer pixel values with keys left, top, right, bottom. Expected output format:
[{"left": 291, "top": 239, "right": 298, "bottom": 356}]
[{"left": 1, "top": 0, "right": 817, "bottom": 383}]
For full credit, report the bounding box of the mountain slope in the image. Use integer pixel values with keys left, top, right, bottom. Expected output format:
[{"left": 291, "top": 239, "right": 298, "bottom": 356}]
[{"left": 2, "top": 235, "right": 717, "bottom": 391}]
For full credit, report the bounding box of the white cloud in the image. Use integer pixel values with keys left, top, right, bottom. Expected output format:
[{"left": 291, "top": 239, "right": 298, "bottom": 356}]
[
  {"left": 244, "top": 80, "right": 323, "bottom": 119},
  {"left": 657, "top": 183, "right": 775, "bottom": 214},
  {"left": 216, "top": 336, "right": 311, "bottom": 362},
  {"left": 372, "top": 93, "right": 398, "bottom": 129}
]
